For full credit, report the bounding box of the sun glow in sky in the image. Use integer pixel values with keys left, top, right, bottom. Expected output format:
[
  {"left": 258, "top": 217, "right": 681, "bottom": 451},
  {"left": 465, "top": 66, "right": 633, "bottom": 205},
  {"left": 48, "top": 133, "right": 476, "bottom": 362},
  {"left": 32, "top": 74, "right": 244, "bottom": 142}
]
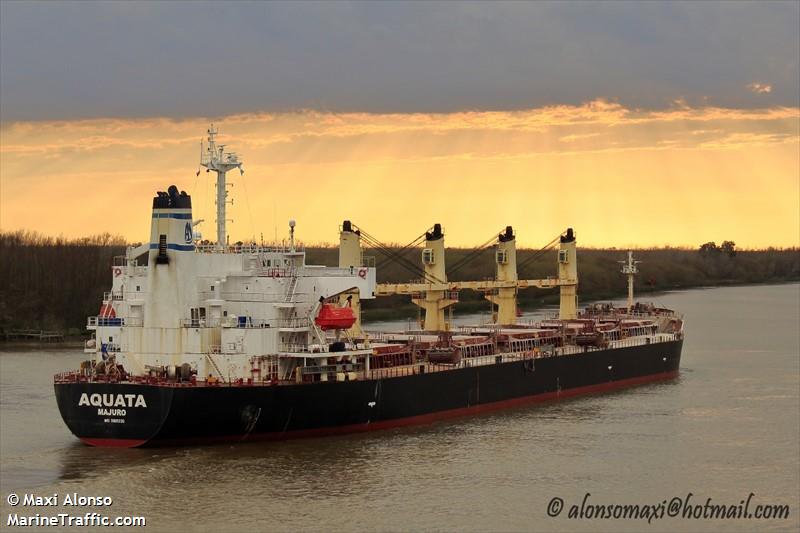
[
  {"left": 1, "top": 2, "right": 798, "bottom": 249},
  {"left": 1, "top": 101, "right": 798, "bottom": 249}
]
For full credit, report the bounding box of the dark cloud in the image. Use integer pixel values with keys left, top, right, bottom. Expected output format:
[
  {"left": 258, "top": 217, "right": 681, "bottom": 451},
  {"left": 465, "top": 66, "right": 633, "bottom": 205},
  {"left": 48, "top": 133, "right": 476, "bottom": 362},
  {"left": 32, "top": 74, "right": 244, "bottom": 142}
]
[{"left": 1, "top": 1, "right": 797, "bottom": 121}]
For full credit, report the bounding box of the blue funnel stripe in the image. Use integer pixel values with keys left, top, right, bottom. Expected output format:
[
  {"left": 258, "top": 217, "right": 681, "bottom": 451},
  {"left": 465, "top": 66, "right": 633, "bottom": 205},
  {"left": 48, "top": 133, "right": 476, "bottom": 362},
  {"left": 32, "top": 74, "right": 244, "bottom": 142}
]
[
  {"left": 152, "top": 213, "right": 193, "bottom": 220},
  {"left": 149, "top": 243, "right": 195, "bottom": 251}
]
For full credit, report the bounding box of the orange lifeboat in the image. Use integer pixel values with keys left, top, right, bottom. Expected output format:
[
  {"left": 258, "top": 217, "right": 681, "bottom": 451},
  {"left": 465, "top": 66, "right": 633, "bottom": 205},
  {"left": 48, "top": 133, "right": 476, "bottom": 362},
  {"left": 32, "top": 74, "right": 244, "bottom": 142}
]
[{"left": 314, "top": 304, "right": 356, "bottom": 330}]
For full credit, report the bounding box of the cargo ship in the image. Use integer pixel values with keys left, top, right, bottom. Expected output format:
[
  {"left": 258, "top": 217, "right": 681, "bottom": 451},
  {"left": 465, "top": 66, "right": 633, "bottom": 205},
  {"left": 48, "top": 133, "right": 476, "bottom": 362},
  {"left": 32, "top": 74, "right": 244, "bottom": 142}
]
[{"left": 54, "top": 127, "right": 684, "bottom": 447}]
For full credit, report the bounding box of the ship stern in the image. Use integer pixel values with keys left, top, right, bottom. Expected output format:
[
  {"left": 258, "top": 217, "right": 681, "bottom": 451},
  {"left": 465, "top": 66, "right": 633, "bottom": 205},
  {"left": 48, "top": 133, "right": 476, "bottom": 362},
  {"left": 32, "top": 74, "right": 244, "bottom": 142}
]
[{"left": 54, "top": 381, "right": 173, "bottom": 448}]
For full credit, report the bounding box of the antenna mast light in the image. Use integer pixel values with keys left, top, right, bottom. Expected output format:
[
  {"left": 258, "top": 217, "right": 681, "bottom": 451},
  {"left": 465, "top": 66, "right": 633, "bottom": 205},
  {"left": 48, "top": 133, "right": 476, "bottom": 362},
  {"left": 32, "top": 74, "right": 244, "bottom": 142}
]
[
  {"left": 619, "top": 251, "right": 641, "bottom": 311},
  {"left": 200, "top": 125, "right": 244, "bottom": 248}
]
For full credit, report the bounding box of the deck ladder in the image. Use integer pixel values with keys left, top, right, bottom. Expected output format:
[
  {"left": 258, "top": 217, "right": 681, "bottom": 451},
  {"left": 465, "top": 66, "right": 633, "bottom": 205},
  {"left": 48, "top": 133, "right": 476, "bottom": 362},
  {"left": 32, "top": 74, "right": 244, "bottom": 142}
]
[
  {"left": 284, "top": 271, "right": 299, "bottom": 303},
  {"left": 309, "top": 319, "right": 327, "bottom": 347},
  {"left": 205, "top": 352, "right": 226, "bottom": 383}
]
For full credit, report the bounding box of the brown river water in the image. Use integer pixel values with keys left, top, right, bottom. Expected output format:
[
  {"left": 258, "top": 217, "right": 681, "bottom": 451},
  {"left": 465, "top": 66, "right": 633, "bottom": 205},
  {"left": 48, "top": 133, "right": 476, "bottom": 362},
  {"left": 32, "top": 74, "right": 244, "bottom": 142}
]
[{"left": 1, "top": 284, "right": 798, "bottom": 532}]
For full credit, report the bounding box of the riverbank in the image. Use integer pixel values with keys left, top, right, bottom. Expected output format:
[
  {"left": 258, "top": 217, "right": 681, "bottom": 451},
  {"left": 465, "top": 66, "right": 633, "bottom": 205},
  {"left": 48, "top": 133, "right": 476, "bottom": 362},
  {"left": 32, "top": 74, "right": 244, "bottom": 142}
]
[
  {"left": 4, "top": 281, "right": 793, "bottom": 340},
  {"left": 0, "top": 340, "right": 85, "bottom": 351},
  {"left": 361, "top": 278, "right": 800, "bottom": 322},
  {"left": 2, "top": 232, "right": 797, "bottom": 332}
]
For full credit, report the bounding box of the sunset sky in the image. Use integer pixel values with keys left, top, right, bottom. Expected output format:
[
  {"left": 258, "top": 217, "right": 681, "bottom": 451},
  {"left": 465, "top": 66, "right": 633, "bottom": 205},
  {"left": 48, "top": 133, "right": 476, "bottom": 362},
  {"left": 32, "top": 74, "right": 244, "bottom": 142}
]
[{"left": 1, "top": 2, "right": 798, "bottom": 249}]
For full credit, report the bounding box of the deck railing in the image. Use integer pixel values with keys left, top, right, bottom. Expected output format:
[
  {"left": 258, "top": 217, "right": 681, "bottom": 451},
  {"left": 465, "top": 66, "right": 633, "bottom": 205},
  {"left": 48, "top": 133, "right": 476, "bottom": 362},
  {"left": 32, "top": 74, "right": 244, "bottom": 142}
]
[
  {"left": 180, "top": 318, "right": 222, "bottom": 328},
  {"left": 195, "top": 243, "right": 306, "bottom": 255},
  {"left": 87, "top": 316, "right": 142, "bottom": 327},
  {"left": 277, "top": 317, "right": 310, "bottom": 329},
  {"left": 103, "top": 291, "right": 125, "bottom": 302},
  {"left": 279, "top": 343, "right": 316, "bottom": 353},
  {"left": 5, "top": 330, "right": 64, "bottom": 342},
  {"left": 179, "top": 317, "right": 313, "bottom": 329},
  {"left": 58, "top": 332, "right": 682, "bottom": 386},
  {"left": 199, "top": 291, "right": 307, "bottom": 302}
]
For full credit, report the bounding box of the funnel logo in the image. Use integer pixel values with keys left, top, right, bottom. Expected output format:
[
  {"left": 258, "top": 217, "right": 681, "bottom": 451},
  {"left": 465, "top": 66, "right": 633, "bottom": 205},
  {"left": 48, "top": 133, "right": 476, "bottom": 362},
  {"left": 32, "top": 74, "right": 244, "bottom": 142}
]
[{"left": 184, "top": 222, "right": 193, "bottom": 243}]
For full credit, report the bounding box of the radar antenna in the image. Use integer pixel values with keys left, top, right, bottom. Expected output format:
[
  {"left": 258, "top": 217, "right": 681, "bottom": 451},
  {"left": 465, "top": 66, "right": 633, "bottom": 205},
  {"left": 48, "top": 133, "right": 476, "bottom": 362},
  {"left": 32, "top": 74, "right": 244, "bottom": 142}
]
[
  {"left": 619, "top": 251, "right": 641, "bottom": 311},
  {"left": 199, "top": 124, "right": 244, "bottom": 248}
]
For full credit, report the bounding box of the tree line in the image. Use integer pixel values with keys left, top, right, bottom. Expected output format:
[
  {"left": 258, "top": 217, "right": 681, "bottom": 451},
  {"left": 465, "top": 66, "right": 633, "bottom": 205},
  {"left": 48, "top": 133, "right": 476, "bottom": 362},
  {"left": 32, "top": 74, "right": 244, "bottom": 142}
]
[
  {"left": 1, "top": 231, "right": 797, "bottom": 335},
  {"left": 307, "top": 243, "right": 800, "bottom": 319},
  {"left": 0, "top": 231, "right": 127, "bottom": 335}
]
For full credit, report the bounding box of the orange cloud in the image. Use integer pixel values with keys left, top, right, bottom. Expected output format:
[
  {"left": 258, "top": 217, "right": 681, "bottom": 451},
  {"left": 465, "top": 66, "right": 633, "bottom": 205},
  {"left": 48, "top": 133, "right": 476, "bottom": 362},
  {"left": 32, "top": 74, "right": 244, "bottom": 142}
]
[{"left": 1, "top": 102, "right": 798, "bottom": 249}]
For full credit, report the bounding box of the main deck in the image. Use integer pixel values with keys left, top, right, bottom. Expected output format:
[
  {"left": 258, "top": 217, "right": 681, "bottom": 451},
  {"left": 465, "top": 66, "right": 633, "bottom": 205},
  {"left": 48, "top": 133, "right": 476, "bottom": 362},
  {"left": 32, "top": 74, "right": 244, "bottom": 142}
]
[{"left": 56, "top": 323, "right": 683, "bottom": 388}]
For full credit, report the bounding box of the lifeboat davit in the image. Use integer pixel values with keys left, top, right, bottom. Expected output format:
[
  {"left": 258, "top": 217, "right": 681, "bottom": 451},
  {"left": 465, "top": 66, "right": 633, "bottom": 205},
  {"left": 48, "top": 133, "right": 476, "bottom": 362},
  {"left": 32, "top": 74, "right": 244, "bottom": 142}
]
[{"left": 314, "top": 304, "right": 356, "bottom": 330}]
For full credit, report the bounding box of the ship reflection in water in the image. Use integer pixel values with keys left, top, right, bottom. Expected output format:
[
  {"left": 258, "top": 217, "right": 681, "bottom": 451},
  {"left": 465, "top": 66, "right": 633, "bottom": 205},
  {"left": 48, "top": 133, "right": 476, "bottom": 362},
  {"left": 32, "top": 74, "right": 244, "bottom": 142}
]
[{"left": 56, "top": 397, "right": 613, "bottom": 485}]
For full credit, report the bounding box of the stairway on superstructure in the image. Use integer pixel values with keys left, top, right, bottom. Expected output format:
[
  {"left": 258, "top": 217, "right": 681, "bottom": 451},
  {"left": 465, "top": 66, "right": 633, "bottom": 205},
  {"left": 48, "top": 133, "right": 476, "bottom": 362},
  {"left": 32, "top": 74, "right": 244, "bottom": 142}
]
[{"left": 284, "top": 271, "right": 298, "bottom": 303}]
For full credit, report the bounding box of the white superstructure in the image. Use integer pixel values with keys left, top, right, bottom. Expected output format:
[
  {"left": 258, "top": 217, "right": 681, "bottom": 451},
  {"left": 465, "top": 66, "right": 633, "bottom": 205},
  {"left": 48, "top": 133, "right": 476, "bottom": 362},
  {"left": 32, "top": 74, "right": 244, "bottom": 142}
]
[{"left": 88, "top": 130, "right": 375, "bottom": 383}]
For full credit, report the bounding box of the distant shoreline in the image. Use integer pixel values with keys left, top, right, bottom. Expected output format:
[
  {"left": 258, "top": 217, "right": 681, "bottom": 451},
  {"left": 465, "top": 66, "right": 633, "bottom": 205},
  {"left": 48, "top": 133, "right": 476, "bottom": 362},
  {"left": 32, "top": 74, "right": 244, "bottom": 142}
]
[
  {"left": 2, "top": 233, "right": 797, "bottom": 335},
  {"left": 362, "top": 278, "right": 800, "bottom": 322},
  {"left": 3, "top": 280, "right": 796, "bottom": 348}
]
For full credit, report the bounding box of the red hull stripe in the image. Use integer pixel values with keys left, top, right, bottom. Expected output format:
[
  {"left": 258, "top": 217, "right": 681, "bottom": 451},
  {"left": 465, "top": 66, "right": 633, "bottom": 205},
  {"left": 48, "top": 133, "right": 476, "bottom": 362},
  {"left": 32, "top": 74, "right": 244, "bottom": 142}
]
[
  {"left": 80, "top": 438, "right": 149, "bottom": 448},
  {"left": 84, "top": 370, "right": 679, "bottom": 448}
]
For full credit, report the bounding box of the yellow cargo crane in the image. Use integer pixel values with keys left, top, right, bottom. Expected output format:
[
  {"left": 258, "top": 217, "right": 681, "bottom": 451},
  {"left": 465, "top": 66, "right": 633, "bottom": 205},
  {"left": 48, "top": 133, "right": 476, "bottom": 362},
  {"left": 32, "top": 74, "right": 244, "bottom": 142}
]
[
  {"left": 339, "top": 221, "right": 579, "bottom": 332},
  {"left": 486, "top": 226, "right": 519, "bottom": 325}
]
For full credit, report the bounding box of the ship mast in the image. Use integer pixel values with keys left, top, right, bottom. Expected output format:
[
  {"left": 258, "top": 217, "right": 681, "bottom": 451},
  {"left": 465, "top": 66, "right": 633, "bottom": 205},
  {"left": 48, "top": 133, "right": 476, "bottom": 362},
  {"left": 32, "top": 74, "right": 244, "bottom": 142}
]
[
  {"left": 199, "top": 125, "right": 243, "bottom": 248},
  {"left": 619, "top": 250, "right": 640, "bottom": 311}
]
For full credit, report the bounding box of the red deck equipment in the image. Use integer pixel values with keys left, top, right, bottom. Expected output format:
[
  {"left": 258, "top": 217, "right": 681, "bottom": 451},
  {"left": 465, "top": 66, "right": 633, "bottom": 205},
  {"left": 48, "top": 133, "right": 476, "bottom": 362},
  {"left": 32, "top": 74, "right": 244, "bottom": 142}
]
[{"left": 315, "top": 304, "right": 356, "bottom": 330}]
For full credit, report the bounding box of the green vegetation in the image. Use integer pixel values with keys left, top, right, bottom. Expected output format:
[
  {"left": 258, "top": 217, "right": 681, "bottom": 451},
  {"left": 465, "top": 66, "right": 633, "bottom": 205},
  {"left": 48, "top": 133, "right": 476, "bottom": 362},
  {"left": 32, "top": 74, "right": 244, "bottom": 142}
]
[
  {"left": 0, "top": 232, "right": 127, "bottom": 337},
  {"left": 309, "top": 245, "right": 800, "bottom": 320},
  {"left": 1, "top": 231, "right": 797, "bottom": 336}
]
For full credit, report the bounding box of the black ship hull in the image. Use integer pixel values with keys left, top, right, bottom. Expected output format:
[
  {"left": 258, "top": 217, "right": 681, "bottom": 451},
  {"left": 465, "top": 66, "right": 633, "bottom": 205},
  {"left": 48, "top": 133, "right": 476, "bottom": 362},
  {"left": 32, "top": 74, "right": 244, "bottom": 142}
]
[{"left": 55, "top": 340, "right": 682, "bottom": 447}]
